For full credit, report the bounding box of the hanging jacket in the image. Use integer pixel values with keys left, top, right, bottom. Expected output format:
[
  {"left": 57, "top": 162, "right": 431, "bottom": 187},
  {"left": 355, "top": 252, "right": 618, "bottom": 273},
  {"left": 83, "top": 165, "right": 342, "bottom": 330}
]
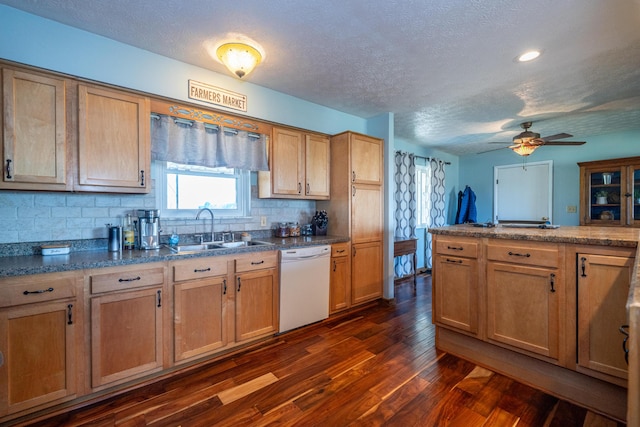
[{"left": 455, "top": 186, "right": 477, "bottom": 224}]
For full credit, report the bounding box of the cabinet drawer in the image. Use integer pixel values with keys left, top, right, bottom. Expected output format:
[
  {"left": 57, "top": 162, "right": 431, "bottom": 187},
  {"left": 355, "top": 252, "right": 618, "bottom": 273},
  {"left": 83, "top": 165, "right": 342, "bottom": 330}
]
[
  {"left": 435, "top": 238, "right": 478, "bottom": 258},
  {"left": 172, "top": 256, "right": 230, "bottom": 282},
  {"left": 90, "top": 264, "right": 165, "bottom": 294},
  {"left": 487, "top": 241, "right": 559, "bottom": 268},
  {"left": 0, "top": 272, "right": 79, "bottom": 307},
  {"left": 235, "top": 251, "right": 278, "bottom": 273},
  {"left": 331, "top": 242, "right": 349, "bottom": 257}
]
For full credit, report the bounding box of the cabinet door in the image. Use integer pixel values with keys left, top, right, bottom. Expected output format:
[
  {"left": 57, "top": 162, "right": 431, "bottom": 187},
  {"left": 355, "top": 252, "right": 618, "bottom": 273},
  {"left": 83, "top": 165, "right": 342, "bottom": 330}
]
[
  {"left": 330, "top": 254, "right": 350, "bottom": 313},
  {"left": 174, "top": 277, "right": 228, "bottom": 363},
  {"left": 1, "top": 68, "right": 68, "bottom": 191},
  {"left": 577, "top": 253, "right": 633, "bottom": 379},
  {"left": 305, "top": 133, "right": 330, "bottom": 199},
  {"left": 351, "top": 184, "right": 383, "bottom": 244},
  {"left": 487, "top": 262, "right": 559, "bottom": 360},
  {"left": 351, "top": 241, "right": 382, "bottom": 305},
  {"left": 433, "top": 254, "right": 479, "bottom": 335},
  {"left": 351, "top": 133, "right": 382, "bottom": 185},
  {"left": 0, "top": 299, "right": 76, "bottom": 416},
  {"left": 270, "top": 127, "right": 304, "bottom": 196},
  {"left": 90, "top": 287, "right": 163, "bottom": 389},
  {"left": 235, "top": 269, "right": 278, "bottom": 342},
  {"left": 581, "top": 166, "right": 626, "bottom": 226},
  {"left": 77, "top": 84, "right": 150, "bottom": 193}
]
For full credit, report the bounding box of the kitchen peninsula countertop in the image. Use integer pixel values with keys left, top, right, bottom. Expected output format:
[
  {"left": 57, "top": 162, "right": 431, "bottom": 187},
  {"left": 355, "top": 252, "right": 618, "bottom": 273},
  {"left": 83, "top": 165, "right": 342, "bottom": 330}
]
[
  {"left": 429, "top": 224, "right": 640, "bottom": 247},
  {"left": 0, "top": 235, "right": 349, "bottom": 278}
]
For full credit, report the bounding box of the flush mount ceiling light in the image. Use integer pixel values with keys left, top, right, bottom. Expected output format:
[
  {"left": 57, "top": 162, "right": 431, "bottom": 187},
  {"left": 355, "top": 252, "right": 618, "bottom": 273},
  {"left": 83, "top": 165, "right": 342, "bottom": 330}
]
[
  {"left": 216, "top": 42, "right": 262, "bottom": 79},
  {"left": 517, "top": 49, "right": 542, "bottom": 62}
]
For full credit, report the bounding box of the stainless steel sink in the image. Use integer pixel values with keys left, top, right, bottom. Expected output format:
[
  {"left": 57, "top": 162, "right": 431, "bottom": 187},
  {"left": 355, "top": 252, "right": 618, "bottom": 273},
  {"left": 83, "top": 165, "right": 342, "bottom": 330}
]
[{"left": 168, "top": 239, "right": 273, "bottom": 253}]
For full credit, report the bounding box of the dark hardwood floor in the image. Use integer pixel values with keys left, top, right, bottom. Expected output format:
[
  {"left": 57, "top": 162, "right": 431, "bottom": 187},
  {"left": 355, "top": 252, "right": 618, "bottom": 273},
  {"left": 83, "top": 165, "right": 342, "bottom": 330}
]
[{"left": 27, "top": 275, "right": 624, "bottom": 427}]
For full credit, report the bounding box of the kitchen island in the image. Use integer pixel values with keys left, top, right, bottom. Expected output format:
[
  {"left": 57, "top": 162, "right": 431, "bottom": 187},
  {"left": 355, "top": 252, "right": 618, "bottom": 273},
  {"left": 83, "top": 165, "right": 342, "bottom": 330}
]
[{"left": 429, "top": 224, "right": 640, "bottom": 423}]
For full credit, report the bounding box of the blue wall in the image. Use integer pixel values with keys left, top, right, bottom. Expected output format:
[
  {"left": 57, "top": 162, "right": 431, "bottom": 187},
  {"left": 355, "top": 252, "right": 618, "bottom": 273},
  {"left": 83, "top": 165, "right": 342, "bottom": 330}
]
[{"left": 458, "top": 130, "right": 639, "bottom": 226}]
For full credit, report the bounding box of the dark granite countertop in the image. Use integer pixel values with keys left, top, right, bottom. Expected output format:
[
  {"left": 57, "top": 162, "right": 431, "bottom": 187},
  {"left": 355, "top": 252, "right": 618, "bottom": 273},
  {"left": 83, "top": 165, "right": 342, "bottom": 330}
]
[{"left": 0, "top": 235, "right": 349, "bottom": 278}]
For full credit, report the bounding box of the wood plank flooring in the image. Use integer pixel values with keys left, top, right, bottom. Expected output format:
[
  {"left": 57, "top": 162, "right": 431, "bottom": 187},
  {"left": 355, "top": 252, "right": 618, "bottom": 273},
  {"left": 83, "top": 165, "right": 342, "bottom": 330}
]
[{"left": 26, "top": 275, "right": 624, "bottom": 427}]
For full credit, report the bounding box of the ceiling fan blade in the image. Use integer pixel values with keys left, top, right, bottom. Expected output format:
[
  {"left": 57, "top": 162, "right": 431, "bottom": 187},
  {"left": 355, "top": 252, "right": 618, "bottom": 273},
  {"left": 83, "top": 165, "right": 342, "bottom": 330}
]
[
  {"left": 541, "top": 141, "right": 586, "bottom": 146},
  {"left": 488, "top": 141, "right": 511, "bottom": 144},
  {"left": 539, "top": 132, "right": 572, "bottom": 141}
]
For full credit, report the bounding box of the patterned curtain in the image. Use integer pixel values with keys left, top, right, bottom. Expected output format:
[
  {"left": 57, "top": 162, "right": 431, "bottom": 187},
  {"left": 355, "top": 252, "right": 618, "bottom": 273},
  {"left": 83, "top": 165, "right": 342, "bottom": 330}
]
[
  {"left": 394, "top": 152, "right": 417, "bottom": 278},
  {"left": 424, "top": 158, "right": 446, "bottom": 269}
]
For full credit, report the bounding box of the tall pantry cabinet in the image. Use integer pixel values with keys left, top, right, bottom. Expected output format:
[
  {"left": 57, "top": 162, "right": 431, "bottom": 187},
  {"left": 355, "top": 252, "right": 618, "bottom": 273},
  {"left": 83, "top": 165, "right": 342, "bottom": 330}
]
[{"left": 318, "top": 131, "right": 384, "bottom": 309}]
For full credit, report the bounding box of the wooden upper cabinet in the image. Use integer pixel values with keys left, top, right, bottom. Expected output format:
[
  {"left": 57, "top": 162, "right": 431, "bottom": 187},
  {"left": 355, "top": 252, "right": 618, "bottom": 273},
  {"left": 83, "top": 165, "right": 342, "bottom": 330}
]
[
  {"left": 305, "top": 133, "right": 330, "bottom": 198},
  {"left": 351, "top": 133, "right": 382, "bottom": 185},
  {"left": 1, "top": 68, "right": 69, "bottom": 191},
  {"left": 258, "top": 126, "right": 330, "bottom": 199},
  {"left": 77, "top": 84, "right": 150, "bottom": 193}
]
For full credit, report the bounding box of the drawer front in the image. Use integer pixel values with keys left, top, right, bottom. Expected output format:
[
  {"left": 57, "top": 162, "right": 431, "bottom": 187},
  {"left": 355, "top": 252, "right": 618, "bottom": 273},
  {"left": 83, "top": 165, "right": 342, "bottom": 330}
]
[
  {"left": 487, "top": 241, "right": 559, "bottom": 268},
  {"left": 0, "top": 272, "right": 79, "bottom": 307},
  {"left": 331, "top": 242, "right": 349, "bottom": 258},
  {"left": 235, "top": 251, "right": 278, "bottom": 273},
  {"left": 172, "top": 256, "right": 230, "bottom": 282},
  {"left": 435, "top": 238, "right": 478, "bottom": 258},
  {"left": 90, "top": 265, "right": 165, "bottom": 294}
]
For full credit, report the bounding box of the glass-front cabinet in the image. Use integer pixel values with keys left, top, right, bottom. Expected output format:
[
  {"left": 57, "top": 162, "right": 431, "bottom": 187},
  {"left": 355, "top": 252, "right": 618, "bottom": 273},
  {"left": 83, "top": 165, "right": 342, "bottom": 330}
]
[{"left": 578, "top": 156, "right": 640, "bottom": 227}]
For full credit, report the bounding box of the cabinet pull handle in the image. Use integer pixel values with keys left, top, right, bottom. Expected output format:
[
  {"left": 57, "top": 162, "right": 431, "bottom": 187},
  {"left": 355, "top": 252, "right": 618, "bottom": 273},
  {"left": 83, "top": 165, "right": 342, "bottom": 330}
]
[
  {"left": 580, "top": 257, "right": 587, "bottom": 277},
  {"left": 352, "top": 186, "right": 356, "bottom": 197},
  {"left": 508, "top": 251, "right": 530, "bottom": 258},
  {"left": 140, "top": 170, "right": 145, "bottom": 186},
  {"left": 306, "top": 183, "right": 310, "bottom": 194},
  {"left": 353, "top": 247, "right": 356, "bottom": 256},
  {"left": 251, "top": 260, "right": 264, "bottom": 265},
  {"left": 223, "top": 279, "right": 227, "bottom": 295},
  {"left": 624, "top": 192, "right": 632, "bottom": 198},
  {"left": 237, "top": 277, "right": 242, "bottom": 292},
  {"left": 620, "top": 325, "right": 629, "bottom": 365},
  {"left": 336, "top": 249, "right": 345, "bottom": 253},
  {"left": 447, "top": 245, "right": 463, "bottom": 251},
  {"left": 157, "top": 290, "right": 162, "bottom": 308},
  {"left": 352, "top": 171, "right": 356, "bottom": 182},
  {"left": 67, "top": 304, "right": 74, "bottom": 325},
  {"left": 194, "top": 267, "right": 211, "bottom": 273},
  {"left": 5, "top": 159, "right": 12, "bottom": 179},
  {"left": 118, "top": 276, "right": 141, "bottom": 282},
  {"left": 549, "top": 273, "right": 556, "bottom": 293},
  {"left": 333, "top": 260, "right": 337, "bottom": 272},
  {"left": 445, "top": 258, "right": 463, "bottom": 264},
  {"left": 23, "top": 287, "right": 54, "bottom": 295},
  {"left": 298, "top": 182, "right": 302, "bottom": 194}
]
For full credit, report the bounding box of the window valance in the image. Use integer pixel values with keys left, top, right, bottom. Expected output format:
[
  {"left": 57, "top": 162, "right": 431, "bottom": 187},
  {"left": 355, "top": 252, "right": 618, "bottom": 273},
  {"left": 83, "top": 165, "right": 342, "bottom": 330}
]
[{"left": 151, "top": 114, "right": 269, "bottom": 171}]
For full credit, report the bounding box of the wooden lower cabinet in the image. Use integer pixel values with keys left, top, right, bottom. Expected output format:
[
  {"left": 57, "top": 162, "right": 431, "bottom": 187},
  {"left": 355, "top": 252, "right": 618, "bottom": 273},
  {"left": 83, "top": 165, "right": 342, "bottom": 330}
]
[
  {"left": 329, "top": 242, "right": 351, "bottom": 314},
  {"left": 577, "top": 252, "right": 634, "bottom": 381},
  {"left": 351, "top": 241, "right": 382, "bottom": 305},
  {"left": 433, "top": 254, "right": 479, "bottom": 336},
  {"left": 234, "top": 251, "right": 279, "bottom": 342},
  {"left": 88, "top": 264, "right": 165, "bottom": 390},
  {"left": 486, "top": 262, "right": 560, "bottom": 360},
  {"left": 172, "top": 257, "right": 231, "bottom": 363},
  {"left": 0, "top": 272, "right": 82, "bottom": 418}
]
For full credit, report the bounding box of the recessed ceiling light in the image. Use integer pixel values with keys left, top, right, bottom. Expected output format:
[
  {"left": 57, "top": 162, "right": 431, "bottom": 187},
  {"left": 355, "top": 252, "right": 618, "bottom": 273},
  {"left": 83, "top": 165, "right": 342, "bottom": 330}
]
[{"left": 517, "top": 50, "right": 542, "bottom": 62}]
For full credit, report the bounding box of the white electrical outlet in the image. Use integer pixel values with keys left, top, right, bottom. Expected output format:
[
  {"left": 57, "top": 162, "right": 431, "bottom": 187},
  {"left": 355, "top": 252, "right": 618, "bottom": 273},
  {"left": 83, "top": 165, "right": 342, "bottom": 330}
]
[
  {"left": 260, "top": 216, "right": 267, "bottom": 226},
  {"left": 566, "top": 205, "right": 577, "bottom": 213}
]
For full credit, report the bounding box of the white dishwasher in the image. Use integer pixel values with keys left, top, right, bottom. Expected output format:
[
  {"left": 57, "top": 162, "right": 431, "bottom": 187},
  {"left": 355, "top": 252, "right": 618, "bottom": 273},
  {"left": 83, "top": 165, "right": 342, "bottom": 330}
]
[{"left": 279, "top": 245, "right": 331, "bottom": 333}]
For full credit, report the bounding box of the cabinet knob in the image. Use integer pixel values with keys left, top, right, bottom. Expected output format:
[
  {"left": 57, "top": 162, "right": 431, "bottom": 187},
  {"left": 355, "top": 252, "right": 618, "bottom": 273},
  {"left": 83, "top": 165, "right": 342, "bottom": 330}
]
[{"left": 620, "top": 325, "right": 629, "bottom": 365}]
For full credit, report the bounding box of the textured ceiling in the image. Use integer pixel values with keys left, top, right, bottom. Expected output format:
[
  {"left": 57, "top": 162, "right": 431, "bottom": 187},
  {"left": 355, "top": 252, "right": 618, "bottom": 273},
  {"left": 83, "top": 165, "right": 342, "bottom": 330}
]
[{"left": 3, "top": 0, "right": 640, "bottom": 156}]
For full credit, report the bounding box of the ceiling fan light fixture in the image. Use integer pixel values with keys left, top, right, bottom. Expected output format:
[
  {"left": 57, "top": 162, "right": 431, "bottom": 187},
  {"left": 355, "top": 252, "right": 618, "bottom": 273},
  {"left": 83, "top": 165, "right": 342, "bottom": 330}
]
[
  {"left": 517, "top": 49, "right": 541, "bottom": 62},
  {"left": 511, "top": 142, "right": 538, "bottom": 156},
  {"left": 216, "top": 42, "right": 262, "bottom": 79}
]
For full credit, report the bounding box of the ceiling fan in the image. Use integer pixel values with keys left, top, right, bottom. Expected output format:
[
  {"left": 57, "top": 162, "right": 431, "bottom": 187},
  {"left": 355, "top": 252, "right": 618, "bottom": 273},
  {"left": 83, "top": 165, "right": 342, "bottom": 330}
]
[{"left": 492, "top": 122, "right": 586, "bottom": 156}]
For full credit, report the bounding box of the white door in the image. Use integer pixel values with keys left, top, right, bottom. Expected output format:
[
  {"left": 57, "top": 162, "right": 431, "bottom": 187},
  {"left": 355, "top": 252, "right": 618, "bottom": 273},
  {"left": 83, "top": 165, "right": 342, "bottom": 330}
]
[{"left": 494, "top": 161, "right": 553, "bottom": 223}]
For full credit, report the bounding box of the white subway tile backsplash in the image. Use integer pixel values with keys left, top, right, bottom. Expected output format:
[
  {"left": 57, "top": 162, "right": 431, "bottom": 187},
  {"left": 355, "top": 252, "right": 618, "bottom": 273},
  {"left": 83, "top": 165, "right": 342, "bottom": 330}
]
[
  {"left": 35, "top": 194, "right": 67, "bottom": 207},
  {"left": 66, "top": 195, "right": 95, "bottom": 207},
  {"left": 18, "top": 207, "right": 51, "bottom": 217}
]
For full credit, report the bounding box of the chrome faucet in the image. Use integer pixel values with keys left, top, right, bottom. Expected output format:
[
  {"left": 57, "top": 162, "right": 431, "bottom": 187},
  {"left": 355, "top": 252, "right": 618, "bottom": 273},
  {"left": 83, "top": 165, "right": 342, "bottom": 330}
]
[{"left": 196, "top": 208, "right": 214, "bottom": 242}]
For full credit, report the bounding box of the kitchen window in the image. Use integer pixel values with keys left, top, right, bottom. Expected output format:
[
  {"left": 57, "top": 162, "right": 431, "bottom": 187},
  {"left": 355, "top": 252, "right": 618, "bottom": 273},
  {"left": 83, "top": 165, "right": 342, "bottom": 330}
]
[{"left": 155, "top": 161, "right": 250, "bottom": 218}]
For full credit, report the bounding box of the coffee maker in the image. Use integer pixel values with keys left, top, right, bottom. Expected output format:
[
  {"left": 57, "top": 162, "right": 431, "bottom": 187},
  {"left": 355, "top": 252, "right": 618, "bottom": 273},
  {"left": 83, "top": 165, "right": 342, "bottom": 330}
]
[{"left": 137, "top": 209, "right": 161, "bottom": 250}]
